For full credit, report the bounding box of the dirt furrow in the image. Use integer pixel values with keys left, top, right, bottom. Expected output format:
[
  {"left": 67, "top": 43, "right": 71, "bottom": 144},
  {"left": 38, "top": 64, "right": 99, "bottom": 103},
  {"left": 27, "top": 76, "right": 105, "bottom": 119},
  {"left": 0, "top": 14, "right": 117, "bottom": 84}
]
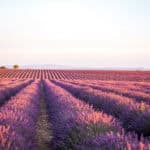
[{"left": 35, "top": 82, "right": 52, "bottom": 150}]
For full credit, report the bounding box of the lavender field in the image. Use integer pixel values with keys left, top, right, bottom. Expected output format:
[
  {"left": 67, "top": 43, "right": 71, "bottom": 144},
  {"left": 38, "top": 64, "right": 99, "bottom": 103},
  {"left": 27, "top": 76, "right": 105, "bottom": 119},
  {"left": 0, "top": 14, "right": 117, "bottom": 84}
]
[
  {"left": 0, "top": 70, "right": 150, "bottom": 150},
  {"left": 1, "top": 0, "right": 150, "bottom": 149}
]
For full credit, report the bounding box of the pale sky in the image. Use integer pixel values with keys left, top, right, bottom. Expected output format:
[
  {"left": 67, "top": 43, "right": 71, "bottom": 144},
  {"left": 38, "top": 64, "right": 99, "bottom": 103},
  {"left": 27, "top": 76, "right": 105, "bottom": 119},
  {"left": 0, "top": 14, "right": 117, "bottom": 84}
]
[{"left": 0, "top": 0, "right": 150, "bottom": 69}]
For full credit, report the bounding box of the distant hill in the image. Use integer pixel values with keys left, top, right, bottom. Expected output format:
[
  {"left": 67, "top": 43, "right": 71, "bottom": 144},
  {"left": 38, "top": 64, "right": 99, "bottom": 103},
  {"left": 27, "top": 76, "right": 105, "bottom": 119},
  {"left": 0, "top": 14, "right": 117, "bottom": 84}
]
[
  {"left": 1, "top": 64, "right": 150, "bottom": 70},
  {"left": 21, "top": 65, "right": 149, "bottom": 70},
  {"left": 21, "top": 64, "right": 77, "bottom": 69}
]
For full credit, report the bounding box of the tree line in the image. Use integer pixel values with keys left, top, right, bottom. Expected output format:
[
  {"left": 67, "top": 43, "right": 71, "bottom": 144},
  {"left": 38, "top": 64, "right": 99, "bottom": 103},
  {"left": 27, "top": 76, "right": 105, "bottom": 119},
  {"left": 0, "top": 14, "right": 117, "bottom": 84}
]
[{"left": 0, "top": 65, "right": 19, "bottom": 69}]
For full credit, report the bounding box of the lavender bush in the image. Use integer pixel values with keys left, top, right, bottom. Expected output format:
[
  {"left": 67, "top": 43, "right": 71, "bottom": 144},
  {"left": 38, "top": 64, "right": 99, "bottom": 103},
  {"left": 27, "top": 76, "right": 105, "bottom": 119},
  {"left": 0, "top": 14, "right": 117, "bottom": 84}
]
[
  {"left": 75, "top": 132, "right": 150, "bottom": 150},
  {"left": 53, "top": 80, "right": 150, "bottom": 137},
  {"left": 0, "top": 80, "right": 40, "bottom": 149},
  {"left": 0, "top": 79, "right": 32, "bottom": 106},
  {"left": 44, "top": 80, "right": 149, "bottom": 150}
]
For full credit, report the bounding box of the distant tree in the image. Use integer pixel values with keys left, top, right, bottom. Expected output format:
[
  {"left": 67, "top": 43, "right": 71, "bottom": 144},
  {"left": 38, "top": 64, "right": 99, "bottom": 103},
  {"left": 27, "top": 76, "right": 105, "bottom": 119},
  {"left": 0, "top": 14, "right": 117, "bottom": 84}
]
[
  {"left": 13, "top": 64, "right": 19, "bottom": 69},
  {"left": 0, "top": 66, "right": 6, "bottom": 69}
]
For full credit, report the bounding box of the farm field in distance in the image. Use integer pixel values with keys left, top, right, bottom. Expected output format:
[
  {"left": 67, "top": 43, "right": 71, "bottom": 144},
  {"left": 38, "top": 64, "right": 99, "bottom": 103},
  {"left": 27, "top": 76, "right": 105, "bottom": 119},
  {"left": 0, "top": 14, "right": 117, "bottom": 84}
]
[
  {"left": 0, "top": 69, "right": 150, "bottom": 81},
  {"left": 0, "top": 69, "right": 150, "bottom": 149}
]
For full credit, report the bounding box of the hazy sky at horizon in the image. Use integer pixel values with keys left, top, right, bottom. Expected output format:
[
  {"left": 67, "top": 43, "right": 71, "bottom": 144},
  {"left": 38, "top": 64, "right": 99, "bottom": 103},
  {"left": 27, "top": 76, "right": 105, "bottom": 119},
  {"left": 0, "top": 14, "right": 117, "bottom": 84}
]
[{"left": 0, "top": 0, "right": 150, "bottom": 68}]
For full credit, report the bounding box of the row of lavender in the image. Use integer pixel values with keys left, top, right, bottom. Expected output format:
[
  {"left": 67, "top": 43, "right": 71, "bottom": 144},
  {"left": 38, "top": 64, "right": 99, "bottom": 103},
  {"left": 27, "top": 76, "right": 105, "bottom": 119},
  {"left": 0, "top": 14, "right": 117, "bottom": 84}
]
[
  {"left": 0, "top": 81, "right": 41, "bottom": 149},
  {"left": 74, "top": 80, "right": 150, "bottom": 92},
  {"left": 0, "top": 79, "right": 33, "bottom": 106},
  {"left": 0, "top": 79, "right": 27, "bottom": 86},
  {"left": 53, "top": 80, "right": 150, "bottom": 137},
  {"left": 44, "top": 80, "right": 150, "bottom": 149},
  {"left": 66, "top": 80, "right": 150, "bottom": 104}
]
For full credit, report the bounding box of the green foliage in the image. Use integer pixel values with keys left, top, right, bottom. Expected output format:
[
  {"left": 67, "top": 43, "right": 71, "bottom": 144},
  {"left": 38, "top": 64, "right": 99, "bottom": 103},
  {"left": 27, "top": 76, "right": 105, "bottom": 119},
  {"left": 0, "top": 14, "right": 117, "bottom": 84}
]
[
  {"left": 60, "top": 123, "right": 113, "bottom": 150},
  {"left": 0, "top": 66, "right": 6, "bottom": 69},
  {"left": 13, "top": 64, "right": 19, "bottom": 69}
]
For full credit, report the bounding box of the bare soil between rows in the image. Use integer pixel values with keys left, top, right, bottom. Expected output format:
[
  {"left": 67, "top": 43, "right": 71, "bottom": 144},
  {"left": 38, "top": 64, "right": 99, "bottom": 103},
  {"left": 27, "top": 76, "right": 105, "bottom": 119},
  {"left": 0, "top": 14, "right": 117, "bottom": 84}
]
[{"left": 35, "top": 83, "right": 52, "bottom": 150}]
